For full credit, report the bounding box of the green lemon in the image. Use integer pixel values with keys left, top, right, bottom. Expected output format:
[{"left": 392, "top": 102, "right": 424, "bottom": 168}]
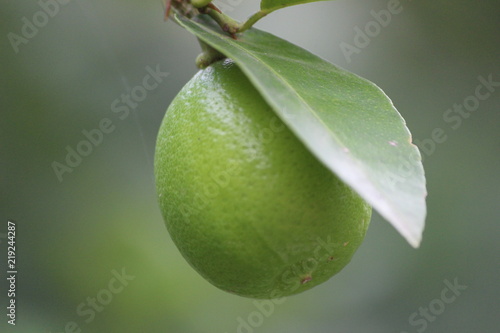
[{"left": 155, "top": 59, "right": 372, "bottom": 299}]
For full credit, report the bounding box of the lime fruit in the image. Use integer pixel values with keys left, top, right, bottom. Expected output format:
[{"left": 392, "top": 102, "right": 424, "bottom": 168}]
[{"left": 155, "top": 59, "right": 372, "bottom": 299}]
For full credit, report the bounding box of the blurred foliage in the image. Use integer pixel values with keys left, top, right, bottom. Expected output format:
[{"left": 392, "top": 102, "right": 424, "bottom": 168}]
[{"left": 1, "top": 0, "right": 499, "bottom": 332}]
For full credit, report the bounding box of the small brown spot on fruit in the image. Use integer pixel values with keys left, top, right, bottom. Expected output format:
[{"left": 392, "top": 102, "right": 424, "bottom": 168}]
[
  {"left": 343, "top": 241, "right": 349, "bottom": 247},
  {"left": 327, "top": 256, "right": 336, "bottom": 262},
  {"left": 301, "top": 275, "right": 312, "bottom": 284}
]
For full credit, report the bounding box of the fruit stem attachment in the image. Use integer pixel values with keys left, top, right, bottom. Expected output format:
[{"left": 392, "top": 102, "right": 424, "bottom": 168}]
[
  {"left": 166, "top": 1, "right": 272, "bottom": 36},
  {"left": 199, "top": 6, "right": 273, "bottom": 34},
  {"left": 195, "top": 39, "right": 226, "bottom": 69}
]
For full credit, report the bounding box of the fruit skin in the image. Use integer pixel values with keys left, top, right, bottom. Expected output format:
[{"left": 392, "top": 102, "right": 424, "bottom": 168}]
[{"left": 155, "top": 59, "right": 372, "bottom": 299}]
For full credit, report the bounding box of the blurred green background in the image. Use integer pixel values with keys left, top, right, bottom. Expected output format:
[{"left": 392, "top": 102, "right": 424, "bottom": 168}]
[{"left": 1, "top": 0, "right": 499, "bottom": 332}]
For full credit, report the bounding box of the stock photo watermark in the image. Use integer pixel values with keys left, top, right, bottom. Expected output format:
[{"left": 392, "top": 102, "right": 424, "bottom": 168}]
[
  {"left": 400, "top": 278, "right": 468, "bottom": 333},
  {"left": 4, "top": 221, "right": 17, "bottom": 326},
  {"left": 7, "top": 0, "right": 73, "bottom": 54},
  {"left": 340, "top": 0, "right": 411, "bottom": 63},
  {"left": 49, "top": 267, "right": 135, "bottom": 333},
  {"left": 418, "top": 73, "right": 500, "bottom": 156},
  {"left": 229, "top": 298, "right": 286, "bottom": 333},
  {"left": 51, "top": 64, "right": 169, "bottom": 182},
  {"left": 380, "top": 72, "right": 499, "bottom": 190}
]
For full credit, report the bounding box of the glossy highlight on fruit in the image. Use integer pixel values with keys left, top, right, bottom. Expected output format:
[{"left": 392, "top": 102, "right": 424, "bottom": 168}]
[{"left": 154, "top": 59, "right": 372, "bottom": 299}]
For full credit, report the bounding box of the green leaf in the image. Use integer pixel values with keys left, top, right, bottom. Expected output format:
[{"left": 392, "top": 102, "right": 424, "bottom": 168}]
[
  {"left": 260, "top": 0, "right": 331, "bottom": 12},
  {"left": 174, "top": 14, "right": 427, "bottom": 248}
]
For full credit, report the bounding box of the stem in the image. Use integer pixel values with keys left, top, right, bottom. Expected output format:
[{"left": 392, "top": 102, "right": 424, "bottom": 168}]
[
  {"left": 195, "top": 39, "right": 226, "bottom": 68},
  {"left": 201, "top": 7, "right": 274, "bottom": 35},
  {"left": 201, "top": 7, "right": 242, "bottom": 35},
  {"left": 238, "top": 10, "right": 270, "bottom": 33},
  {"left": 169, "top": 1, "right": 273, "bottom": 35},
  {"left": 168, "top": 0, "right": 276, "bottom": 33},
  {"left": 166, "top": 1, "right": 275, "bottom": 66}
]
